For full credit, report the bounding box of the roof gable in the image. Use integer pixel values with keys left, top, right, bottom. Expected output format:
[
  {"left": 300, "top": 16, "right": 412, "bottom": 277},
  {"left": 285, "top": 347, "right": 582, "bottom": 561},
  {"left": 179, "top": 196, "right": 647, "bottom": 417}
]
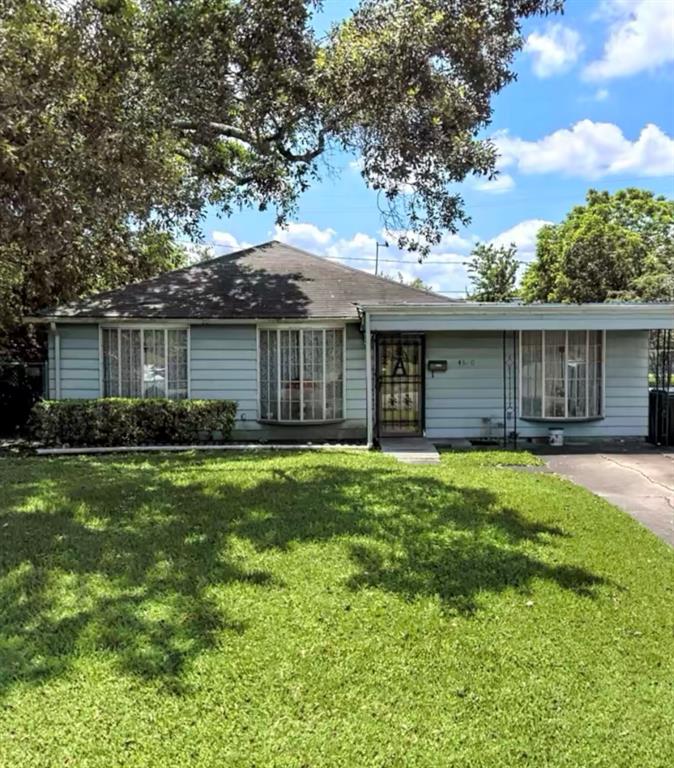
[{"left": 42, "top": 240, "right": 454, "bottom": 320}]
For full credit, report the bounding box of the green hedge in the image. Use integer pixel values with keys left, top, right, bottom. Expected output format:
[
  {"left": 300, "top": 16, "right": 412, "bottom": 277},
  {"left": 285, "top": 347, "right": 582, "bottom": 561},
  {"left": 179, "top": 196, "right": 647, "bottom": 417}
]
[{"left": 30, "top": 398, "right": 237, "bottom": 447}]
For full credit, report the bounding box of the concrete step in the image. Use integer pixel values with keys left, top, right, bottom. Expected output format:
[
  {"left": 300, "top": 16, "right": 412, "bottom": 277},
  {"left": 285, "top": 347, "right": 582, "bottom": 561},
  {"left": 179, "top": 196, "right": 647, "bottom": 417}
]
[{"left": 379, "top": 437, "right": 441, "bottom": 465}]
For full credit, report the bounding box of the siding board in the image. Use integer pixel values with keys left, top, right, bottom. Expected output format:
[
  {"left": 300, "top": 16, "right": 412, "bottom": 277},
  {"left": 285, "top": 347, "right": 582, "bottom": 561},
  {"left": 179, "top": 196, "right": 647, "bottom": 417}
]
[{"left": 57, "top": 325, "right": 100, "bottom": 399}]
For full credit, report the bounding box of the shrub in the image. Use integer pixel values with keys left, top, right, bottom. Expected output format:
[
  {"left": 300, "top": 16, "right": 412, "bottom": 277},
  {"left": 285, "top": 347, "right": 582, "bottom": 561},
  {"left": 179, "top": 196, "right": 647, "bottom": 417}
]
[{"left": 29, "top": 398, "right": 237, "bottom": 447}]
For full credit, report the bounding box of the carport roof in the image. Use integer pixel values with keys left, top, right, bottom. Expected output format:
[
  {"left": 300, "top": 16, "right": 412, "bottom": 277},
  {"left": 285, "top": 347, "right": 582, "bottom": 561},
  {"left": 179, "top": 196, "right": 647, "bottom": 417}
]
[{"left": 359, "top": 301, "right": 674, "bottom": 331}]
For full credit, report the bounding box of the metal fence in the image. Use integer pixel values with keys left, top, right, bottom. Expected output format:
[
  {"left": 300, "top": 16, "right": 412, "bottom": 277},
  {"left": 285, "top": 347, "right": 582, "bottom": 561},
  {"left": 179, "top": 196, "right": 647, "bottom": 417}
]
[
  {"left": 0, "top": 360, "right": 47, "bottom": 436},
  {"left": 648, "top": 330, "right": 673, "bottom": 448}
]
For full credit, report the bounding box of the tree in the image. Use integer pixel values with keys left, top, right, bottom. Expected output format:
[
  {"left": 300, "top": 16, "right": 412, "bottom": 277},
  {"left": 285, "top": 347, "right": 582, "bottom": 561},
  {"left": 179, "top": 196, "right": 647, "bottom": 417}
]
[
  {"left": 467, "top": 242, "right": 519, "bottom": 301},
  {"left": 1, "top": 0, "right": 191, "bottom": 354},
  {"left": 521, "top": 189, "right": 674, "bottom": 303},
  {"left": 382, "top": 271, "right": 434, "bottom": 292},
  {"left": 1, "top": 0, "right": 561, "bottom": 352}
]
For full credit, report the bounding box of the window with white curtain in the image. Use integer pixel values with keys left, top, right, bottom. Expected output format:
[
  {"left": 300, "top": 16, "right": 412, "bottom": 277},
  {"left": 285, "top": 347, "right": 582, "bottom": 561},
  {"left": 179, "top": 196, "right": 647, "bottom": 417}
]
[
  {"left": 520, "top": 330, "right": 603, "bottom": 419},
  {"left": 102, "top": 327, "right": 188, "bottom": 399},
  {"left": 259, "top": 327, "right": 344, "bottom": 422}
]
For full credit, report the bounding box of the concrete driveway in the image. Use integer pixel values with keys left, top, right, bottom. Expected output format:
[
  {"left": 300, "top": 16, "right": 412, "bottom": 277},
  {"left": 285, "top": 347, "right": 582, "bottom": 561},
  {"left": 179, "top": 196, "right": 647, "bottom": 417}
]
[{"left": 541, "top": 448, "right": 674, "bottom": 546}]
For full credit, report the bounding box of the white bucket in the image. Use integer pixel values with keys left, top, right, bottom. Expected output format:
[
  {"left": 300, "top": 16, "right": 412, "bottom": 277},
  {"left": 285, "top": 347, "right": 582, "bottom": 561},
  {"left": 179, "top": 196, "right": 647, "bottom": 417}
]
[{"left": 548, "top": 428, "right": 564, "bottom": 447}]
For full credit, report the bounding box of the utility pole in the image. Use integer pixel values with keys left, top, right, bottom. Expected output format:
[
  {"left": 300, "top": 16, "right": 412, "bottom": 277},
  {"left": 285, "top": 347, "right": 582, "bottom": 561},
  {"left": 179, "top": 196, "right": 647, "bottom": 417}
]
[{"left": 375, "top": 240, "right": 389, "bottom": 276}]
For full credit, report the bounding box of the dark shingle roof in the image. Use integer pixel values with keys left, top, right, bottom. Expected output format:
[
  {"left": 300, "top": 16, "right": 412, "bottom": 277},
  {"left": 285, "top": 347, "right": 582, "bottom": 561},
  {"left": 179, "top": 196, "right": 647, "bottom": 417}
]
[{"left": 42, "top": 240, "right": 454, "bottom": 320}]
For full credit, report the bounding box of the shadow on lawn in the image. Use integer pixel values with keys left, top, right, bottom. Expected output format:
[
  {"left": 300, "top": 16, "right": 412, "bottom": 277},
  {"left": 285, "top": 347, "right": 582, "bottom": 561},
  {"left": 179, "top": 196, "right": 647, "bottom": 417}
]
[{"left": 0, "top": 453, "right": 605, "bottom": 694}]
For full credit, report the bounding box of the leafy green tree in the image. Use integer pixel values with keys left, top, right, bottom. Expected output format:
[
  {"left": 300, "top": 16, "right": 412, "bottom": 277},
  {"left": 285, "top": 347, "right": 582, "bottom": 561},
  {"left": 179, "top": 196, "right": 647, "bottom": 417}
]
[
  {"left": 382, "top": 271, "right": 434, "bottom": 292},
  {"left": 521, "top": 189, "right": 674, "bottom": 303},
  {"left": 1, "top": 0, "right": 561, "bottom": 352},
  {"left": 467, "top": 242, "right": 519, "bottom": 301}
]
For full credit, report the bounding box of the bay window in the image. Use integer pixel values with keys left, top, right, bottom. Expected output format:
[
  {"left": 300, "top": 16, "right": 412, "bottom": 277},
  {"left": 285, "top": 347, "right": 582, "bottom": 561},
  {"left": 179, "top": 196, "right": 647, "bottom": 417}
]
[
  {"left": 102, "top": 327, "right": 188, "bottom": 399},
  {"left": 520, "top": 330, "right": 603, "bottom": 419},
  {"left": 259, "top": 327, "right": 344, "bottom": 422}
]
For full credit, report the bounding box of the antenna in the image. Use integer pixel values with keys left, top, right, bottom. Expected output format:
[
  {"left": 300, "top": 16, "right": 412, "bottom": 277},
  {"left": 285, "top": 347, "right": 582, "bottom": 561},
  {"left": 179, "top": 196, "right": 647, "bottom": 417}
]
[{"left": 375, "top": 240, "right": 389, "bottom": 276}]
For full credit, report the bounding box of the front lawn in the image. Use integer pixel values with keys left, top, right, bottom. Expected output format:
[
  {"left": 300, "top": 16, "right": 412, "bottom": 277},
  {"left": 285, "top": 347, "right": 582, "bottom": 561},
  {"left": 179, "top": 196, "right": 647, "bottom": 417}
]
[{"left": 1, "top": 450, "right": 672, "bottom": 767}]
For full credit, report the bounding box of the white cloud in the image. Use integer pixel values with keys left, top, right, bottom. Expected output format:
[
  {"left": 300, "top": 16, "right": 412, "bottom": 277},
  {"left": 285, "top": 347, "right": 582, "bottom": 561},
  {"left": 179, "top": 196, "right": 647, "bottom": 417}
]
[
  {"left": 325, "top": 232, "right": 376, "bottom": 262},
  {"left": 211, "top": 231, "right": 252, "bottom": 251},
  {"left": 584, "top": 0, "right": 674, "bottom": 80},
  {"left": 495, "top": 120, "right": 674, "bottom": 178},
  {"left": 490, "top": 219, "right": 553, "bottom": 263},
  {"left": 438, "top": 232, "right": 477, "bottom": 252},
  {"left": 382, "top": 229, "right": 476, "bottom": 253},
  {"left": 594, "top": 88, "right": 610, "bottom": 102},
  {"left": 525, "top": 24, "right": 584, "bottom": 78},
  {"left": 273, "top": 222, "right": 336, "bottom": 250},
  {"left": 472, "top": 173, "right": 515, "bottom": 194}
]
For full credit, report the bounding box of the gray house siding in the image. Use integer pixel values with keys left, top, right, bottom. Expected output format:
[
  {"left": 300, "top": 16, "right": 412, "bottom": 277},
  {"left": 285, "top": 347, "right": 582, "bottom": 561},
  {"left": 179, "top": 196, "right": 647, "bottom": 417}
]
[
  {"left": 188, "top": 322, "right": 367, "bottom": 440},
  {"left": 47, "top": 325, "right": 100, "bottom": 399},
  {"left": 46, "top": 322, "right": 648, "bottom": 442},
  {"left": 424, "top": 330, "right": 649, "bottom": 440},
  {"left": 189, "top": 325, "right": 258, "bottom": 423}
]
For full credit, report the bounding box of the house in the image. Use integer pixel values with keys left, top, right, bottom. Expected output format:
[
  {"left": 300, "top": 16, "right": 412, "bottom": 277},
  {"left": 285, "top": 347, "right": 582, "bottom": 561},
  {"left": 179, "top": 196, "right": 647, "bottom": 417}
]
[{"left": 32, "top": 240, "right": 674, "bottom": 446}]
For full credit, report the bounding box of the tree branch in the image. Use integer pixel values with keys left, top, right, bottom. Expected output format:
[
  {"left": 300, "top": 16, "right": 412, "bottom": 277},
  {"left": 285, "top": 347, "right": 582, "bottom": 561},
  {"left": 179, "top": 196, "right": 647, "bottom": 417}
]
[{"left": 174, "top": 120, "right": 326, "bottom": 165}]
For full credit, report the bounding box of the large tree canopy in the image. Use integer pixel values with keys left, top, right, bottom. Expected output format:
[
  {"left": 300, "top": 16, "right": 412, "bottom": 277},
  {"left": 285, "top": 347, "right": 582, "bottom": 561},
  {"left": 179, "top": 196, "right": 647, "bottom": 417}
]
[
  {"left": 1, "top": 0, "right": 561, "bottom": 353},
  {"left": 521, "top": 189, "right": 674, "bottom": 304}
]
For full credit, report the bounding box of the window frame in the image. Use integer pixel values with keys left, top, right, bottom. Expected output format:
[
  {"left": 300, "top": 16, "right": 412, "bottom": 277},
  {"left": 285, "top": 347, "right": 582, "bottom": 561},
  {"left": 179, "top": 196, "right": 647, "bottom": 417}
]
[
  {"left": 256, "top": 324, "right": 347, "bottom": 424},
  {"left": 518, "top": 329, "right": 606, "bottom": 421},
  {"left": 99, "top": 324, "right": 191, "bottom": 399}
]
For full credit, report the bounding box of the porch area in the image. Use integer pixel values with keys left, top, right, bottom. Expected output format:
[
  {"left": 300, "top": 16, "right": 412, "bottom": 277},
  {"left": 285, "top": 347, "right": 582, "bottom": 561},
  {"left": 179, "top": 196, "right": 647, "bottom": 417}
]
[{"left": 360, "top": 302, "right": 674, "bottom": 449}]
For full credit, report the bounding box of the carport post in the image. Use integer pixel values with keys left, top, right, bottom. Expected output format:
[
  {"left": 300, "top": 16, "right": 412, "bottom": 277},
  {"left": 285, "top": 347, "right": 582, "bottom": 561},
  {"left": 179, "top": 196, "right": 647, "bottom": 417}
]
[{"left": 365, "top": 311, "right": 374, "bottom": 448}]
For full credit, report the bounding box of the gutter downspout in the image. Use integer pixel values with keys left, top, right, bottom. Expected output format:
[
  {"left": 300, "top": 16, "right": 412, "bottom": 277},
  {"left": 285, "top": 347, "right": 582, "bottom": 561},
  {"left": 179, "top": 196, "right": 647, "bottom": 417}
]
[
  {"left": 51, "top": 321, "right": 61, "bottom": 399},
  {"left": 365, "top": 310, "right": 373, "bottom": 448}
]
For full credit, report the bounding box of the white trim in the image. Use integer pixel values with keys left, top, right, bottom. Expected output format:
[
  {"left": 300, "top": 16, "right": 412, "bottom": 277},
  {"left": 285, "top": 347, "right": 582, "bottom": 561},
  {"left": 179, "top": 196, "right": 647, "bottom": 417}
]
[
  {"left": 100, "top": 322, "right": 189, "bottom": 330},
  {"left": 519, "top": 329, "right": 605, "bottom": 421},
  {"left": 36, "top": 443, "right": 368, "bottom": 456},
  {"left": 33, "top": 316, "right": 355, "bottom": 325},
  {"left": 359, "top": 302, "right": 674, "bottom": 316},
  {"left": 580, "top": 332, "right": 584, "bottom": 420},
  {"left": 541, "top": 330, "right": 545, "bottom": 418},
  {"left": 518, "top": 330, "right": 523, "bottom": 423},
  {"left": 255, "top": 326, "right": 261, "bottom": 419},
  {"left": 51, "top": 323, "right": 61, "bottom": 399},
  {"left": 164, "top": 329, "right": 169, "bottom": 397},
  {"left": 29, "top": 306, "right": 674, "bottom": 331},
  {"left": 300, "top": 328, "right": 305, "bottom": 421},
  {"left": 560, "top": 330, "right": 574, "bottom": 419},
  {"left": 342, "top": 326, "right": 347, "bottom": 420},
  {"left": 361, "top": 303, "right": 674, "bottom": 332},
  {"left": 186, "top": 326, "right": 192, "bottom": 399},
  {"left": 258, "top": 321, "right": 348, "bottom": 330},
  {"left": 139, "top": 329, "right": 145, "bottom": 397},
  {"left": 602, "top": 329, "right": 607, "bottom": 418},
  {"left": 117, "top": 327, "right": 122, "bottom": 395},
  {"left": 98, "top": 325, "right": 104, "bottom": 397},
  {"left": 321, "top": 329, "right": 326, "bottom": 420}
]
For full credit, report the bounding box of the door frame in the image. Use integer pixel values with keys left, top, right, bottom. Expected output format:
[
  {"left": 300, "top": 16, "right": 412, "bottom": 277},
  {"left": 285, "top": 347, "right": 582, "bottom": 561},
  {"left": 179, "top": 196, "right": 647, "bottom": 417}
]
[{"left": 375, "top": 333, "right": 425, "bottom": 438}]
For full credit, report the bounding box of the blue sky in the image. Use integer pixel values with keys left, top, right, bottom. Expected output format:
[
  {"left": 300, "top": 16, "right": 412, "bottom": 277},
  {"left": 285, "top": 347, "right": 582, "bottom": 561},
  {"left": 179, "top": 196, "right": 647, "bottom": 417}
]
[{"left": 197, "top": 0, "right": 674, "bottom": 296}]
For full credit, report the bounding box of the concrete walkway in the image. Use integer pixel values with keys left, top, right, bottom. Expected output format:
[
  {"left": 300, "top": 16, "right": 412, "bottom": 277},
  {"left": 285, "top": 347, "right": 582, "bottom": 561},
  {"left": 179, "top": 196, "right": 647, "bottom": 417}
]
[
  {"left": 543, "top": 450, "right": 674, "bottom": 546},
  {"left": 379, "top": 437, "right": 441, "bottom": 464}
]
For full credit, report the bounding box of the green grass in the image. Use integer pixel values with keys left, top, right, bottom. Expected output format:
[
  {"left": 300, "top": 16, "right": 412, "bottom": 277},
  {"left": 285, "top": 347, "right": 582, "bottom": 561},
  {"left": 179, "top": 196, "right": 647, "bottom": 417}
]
[{"left": 0, "top": 450, "right": 672, "bottom": 767}]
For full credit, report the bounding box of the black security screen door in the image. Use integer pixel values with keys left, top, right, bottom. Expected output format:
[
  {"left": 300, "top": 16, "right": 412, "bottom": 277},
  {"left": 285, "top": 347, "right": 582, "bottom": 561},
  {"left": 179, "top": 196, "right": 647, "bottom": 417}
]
[{"left": 376, "top": 335, "right": 424, "bottom": 437}]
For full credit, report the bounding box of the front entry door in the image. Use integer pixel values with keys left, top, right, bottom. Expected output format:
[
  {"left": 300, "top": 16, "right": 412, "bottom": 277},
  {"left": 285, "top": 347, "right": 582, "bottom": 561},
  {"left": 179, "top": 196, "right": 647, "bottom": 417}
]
[{"left": 376, "top": 335, "right": 424, "bottom": 437}]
